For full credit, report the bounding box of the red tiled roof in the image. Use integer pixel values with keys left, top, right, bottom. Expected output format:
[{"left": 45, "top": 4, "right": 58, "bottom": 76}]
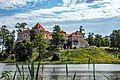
[
  {"left": 33, "top": 23, "right": 45, "bottom": 31},
  {"left": 68, "top": 31, "right": 83, "bottom": 37}
]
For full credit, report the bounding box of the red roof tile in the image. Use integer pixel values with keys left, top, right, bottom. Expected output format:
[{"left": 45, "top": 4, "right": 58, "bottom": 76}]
[{"left": 33, "top": 23, "right": 45, "bottom": 31}]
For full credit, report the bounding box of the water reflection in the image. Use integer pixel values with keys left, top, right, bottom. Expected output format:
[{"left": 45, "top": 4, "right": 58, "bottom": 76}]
[{"left": 0, "top": 63, "right": 120, "bottom": 80}]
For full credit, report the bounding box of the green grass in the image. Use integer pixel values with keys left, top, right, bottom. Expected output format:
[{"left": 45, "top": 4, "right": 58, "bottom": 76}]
[
  {"left": 60, "top": 47, "right": 120, "bottom": 64},
  {"left": 0, "top": 47, "right": 120, "bottom": 64}
]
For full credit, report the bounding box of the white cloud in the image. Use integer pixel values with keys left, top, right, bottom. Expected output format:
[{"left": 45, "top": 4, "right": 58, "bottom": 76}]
[
  {"left": 0, "top": 0, "right": 46, "bottom": 9},
  {"left": 0, "top": 0, "right": 120, "bottom": 32}
]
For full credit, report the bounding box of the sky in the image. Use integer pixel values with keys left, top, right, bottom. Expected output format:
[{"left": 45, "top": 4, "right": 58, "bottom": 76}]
[{"left": 0, "top": 0, "right": 120, "bottom": 36}]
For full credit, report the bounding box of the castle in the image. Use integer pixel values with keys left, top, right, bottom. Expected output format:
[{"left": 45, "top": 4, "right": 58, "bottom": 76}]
[{"left": 17, "top": 23, "right": 88, "bottom": 49}]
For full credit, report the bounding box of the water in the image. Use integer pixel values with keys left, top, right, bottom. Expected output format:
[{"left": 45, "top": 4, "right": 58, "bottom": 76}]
[{"left": 0, "top": 63, "right": 120, "bottom": 80}]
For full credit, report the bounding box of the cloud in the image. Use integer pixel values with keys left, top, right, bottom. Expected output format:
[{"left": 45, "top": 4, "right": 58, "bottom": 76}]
[
  {"left": 0, "top": 0, "right": 120, "bottom": 34},
  {"left": 0, "top": 0, "right": 46, "bottom": 9}
]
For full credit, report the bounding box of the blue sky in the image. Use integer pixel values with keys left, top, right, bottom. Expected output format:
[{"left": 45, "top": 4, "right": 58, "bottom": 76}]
[{"left": 0, "top": 0, "right": 120, "bottom": 36}]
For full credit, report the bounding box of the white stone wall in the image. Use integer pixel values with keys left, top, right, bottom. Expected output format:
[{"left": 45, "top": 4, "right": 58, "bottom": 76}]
[{"left": 17, "top": 32, "right": 30, "bottom": 41}]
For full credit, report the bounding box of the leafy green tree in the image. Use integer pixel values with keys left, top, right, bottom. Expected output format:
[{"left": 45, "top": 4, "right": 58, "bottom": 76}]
[
  {"left": 15, "top": 22, "right": 27, "bottom": 32},
  {"left": 5, "top": 30, "right": 15, "bottom": 54},
  {"left": 86, "top": 32, "right": 94, "bottom": 46},
  {"left": 50, "top": 25, "right": 65, "bottom": 51},
  {"left": 101, "top": 36, "right": 110, "bottom": 47},
  {"left": 30, "top": 29, "right": 36, "bottom": 42},
  {"left": 94, "top": 34, "right": 102, "bottom": 47},
  {"left": 79, "top": 26, "right": 84, "bottom": 33},
  {"left": 33, "top": 33, "right": 48, "bottom": 60},
  {"left": 14, "top": 40, "right": 33, "bottom": 61},
  {"left": 1, "top": 25, "right": 9, "bottom": 53},
  {"left": 110, "top": 30, "right": 120, "bottom": 50}
]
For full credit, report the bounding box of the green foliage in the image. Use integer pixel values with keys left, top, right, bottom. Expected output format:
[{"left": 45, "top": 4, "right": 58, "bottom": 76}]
[
  {"left": 79, "top": 26, "right": 84, "bottom": 33},
  {"left": 86, "top": 32, "right": 94, "bottom": 46},
  {"left": 94, "top": 34, "right": 102, "bottom": 47},
  {"left": 30, "top": 29, "right": 36, "bottom": 42},
  {"left": 14, "top": 40, "right": 33, "bottom": 61},
  {"left": 60, "top": 47, "right": 120, "bottom": 64},
  {"left": 5, "top": 30, "right": 15, "bottom": 54},
  {"left": 101, "top": 36, "right": 110, "bottom": 47},
  {"left": 110, "top": 29, "right": 120, "bottom": 50},
  {"left": 0, "top": 25, "right": 9, "bottom": 52},
  {"left": 50, "top": 25, "right": 65, "bottom": 51},
  {"left": 15, "top": 22, "right": 27, "bottom": 32},
  {"left": 33, "top": 33, "right": 48, "bottom": 60},
  {"left": 51, "top": 53, "right": 60, "bottom": 61}
]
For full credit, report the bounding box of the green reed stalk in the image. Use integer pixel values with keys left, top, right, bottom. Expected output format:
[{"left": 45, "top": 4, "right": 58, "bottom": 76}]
[
  {"left": 98, "top": 71, "right": 109, "bottom": 80},
  {"left": 35, "top": 61, "right": 40, "bottom": 80},
  {"left": 93, "top": 62, "right": 96, "bottom": 80},
  {"left": 16, "top": 63, "right": 22, "bottom": 76},
  {"left": 66, "top": 64, "right": 68, "bottom": 77},
  {"left": 42, "top": 65, "right": 44, "bottom": 74},
  {"left": 72, "top": 72, "right": 76, "bottom": 80},
  {"left": 22, "top": 63, "right": 24, "bottom": 80},
  {"left": 13, "top": 70, "right": 17, "bottom": 80}
]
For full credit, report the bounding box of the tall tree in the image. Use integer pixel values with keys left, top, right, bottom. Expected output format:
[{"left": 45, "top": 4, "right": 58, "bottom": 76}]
[
  {"left": 15, "top": 22, "right": 27, "bottom": 32},
  {"left": 110, "top": 30, "right": 120, "bottom": 50},
  {"left": 79, "top": 26, "right": 84, "bottom": 33},
  {"left": 1, "top": 25, "right": 9, "bottom": 53},
  {"left": 101, "top": 36, "right": 110, "bottom": 47},
  {"left": 94, "top": 34, "right": 102, "bottom": 47},
  {"left": 30, "top": 29, "right": 36, "bottom": 42},
  {"left": 86, "top": 32, "right": 94, "bottom": 46},
  {"left": 50, "top": 25, "right": 65, "bottom": 51},
  {"left": 5, "top": 30, "right": 15, "bottom": 54},
  {"left": 33, "top": 33, "right": 48, "bottom": 60}
]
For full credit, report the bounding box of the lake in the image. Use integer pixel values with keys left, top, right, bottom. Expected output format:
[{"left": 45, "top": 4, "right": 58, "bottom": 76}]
[{"left": 0, "top": 63, "right": 120, "bottom": 80}]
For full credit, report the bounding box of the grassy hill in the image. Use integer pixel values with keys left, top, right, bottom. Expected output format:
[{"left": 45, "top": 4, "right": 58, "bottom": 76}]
[{"left": 60, "top": 47, "right": 120, "bottom": 64}]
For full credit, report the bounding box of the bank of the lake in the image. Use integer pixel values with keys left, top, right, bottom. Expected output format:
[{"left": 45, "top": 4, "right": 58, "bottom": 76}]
[
  {"left": 1, "top": 47, "right": 120, "bottom": 64},
  {"left": 59, "top": 47, "right": 120, "bottom": 64}
]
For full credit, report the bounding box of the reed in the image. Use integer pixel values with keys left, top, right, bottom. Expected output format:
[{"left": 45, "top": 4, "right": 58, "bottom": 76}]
[
  {"left": 0, "top": 71, "right": 12, "bottom": 80},
  {"left": 66, "top": 64, "right": 68, "bottom": 78},
  {"left": 93, "top": 62, "right": 96, "bottom": 80},
  {"left": 0, "top": 62, "right": 111, "bottom": 80},
  {"left": 35, "top": 61, "right": 40, "bottom": 80},
  {"left": 13, "top": 70, "right": 17, "bottom": 80},
  {"left": 72, "top": 72, "right": 76, "bottom": 80}
]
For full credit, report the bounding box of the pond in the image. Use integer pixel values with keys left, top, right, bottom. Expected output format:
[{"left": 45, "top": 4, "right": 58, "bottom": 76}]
[{"left": 0, "top": 63, "right": 120, "bottom": 80}]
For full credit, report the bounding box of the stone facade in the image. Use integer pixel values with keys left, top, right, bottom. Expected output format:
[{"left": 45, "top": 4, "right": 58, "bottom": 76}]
[
  {"left": 17, "top": 30, "right": 30, "bottom": 41},
  {"left": 68, "top": 31, "right": 88, "bottom": 48}
]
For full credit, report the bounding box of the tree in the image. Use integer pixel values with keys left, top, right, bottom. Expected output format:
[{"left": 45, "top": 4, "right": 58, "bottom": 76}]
[
  {"left": 79, "top": 26, "right": 84, "bottom": 33},
  {"left": 94, "top": 34, "right": 102, "bottom": 47},
  {"left": 30, "top": 29, "right": 36, "bottom": 42},
  {"left": 15, "top": 22, "right": 27, "bottom": 32},
  {"left": 14, "top": 40, "right": 33, "bottom": 61},
  {"left": 5, "top": 30, "right": 15, "bottom": 54},
  {"left": 101, "top": 36, "right": 110, "bottom": 47},
  {"left": 110, "top": 30, "right": 120, "bottom": 50},
  {"left": 1, "top": 25, "right": 9, "bottom": 53},
  {"left": 33, "top": 33, "right": 48, "bottom": 60},
  {"left": 50, "top": 25, "right": 65, "bottom": 51},
  {"left": 86, "top": 32, "right": 94, "bottom": 46}
]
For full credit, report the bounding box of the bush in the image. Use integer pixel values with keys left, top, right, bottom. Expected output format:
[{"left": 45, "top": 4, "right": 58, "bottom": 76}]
[
  {"left": 14, "top": 40, "right": 33, "bottom": 62},
  {"left": 51, "top": 53, "right": 60, "bottom": 61}
]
